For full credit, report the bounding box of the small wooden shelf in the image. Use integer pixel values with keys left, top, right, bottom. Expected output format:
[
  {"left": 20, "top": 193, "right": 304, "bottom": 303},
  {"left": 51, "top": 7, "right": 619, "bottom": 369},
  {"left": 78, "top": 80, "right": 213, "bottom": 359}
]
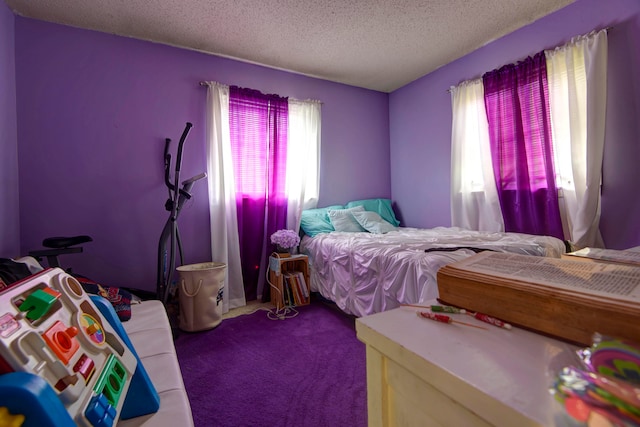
[{"left": 268, "top": 254, "right": 310, "bottom": 310}]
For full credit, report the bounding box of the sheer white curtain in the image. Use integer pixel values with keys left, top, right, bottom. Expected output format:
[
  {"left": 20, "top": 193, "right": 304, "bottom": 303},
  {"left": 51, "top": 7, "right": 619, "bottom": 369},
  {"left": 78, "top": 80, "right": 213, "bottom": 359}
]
[
  {"left": 450, "top": 29, "right": 607, "bottom": 246},
  {"left": 450, "top": 79, "right": 504, "bottom": 232},
  {"left": 546, "top": 29, "right": 608, "bottom": 248},
  {"left": 205, "top": 83, "right": 322, "bottom": 309},
  {"left": 205, "top": 82, "right": 246, "bottom": 313},
  {"left": 286, "top": 99, "right": 322, "bottom": 231}
]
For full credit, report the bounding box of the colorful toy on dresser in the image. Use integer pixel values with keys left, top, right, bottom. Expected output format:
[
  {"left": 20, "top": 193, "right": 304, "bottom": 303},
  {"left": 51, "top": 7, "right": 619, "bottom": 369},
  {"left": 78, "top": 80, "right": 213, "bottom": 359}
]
[
  {"left": 552, "top": 334, "right": 640, "bottom": 426},
  {"left": 0, "top": 267, "right": 157, "bottom": 427}
]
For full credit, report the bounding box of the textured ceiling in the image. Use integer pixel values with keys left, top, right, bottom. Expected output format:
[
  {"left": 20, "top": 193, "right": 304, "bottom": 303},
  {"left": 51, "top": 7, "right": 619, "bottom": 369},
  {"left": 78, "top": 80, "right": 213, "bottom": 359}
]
[{"left": 5, "top": 0, "right": 575, "bottom": 92}]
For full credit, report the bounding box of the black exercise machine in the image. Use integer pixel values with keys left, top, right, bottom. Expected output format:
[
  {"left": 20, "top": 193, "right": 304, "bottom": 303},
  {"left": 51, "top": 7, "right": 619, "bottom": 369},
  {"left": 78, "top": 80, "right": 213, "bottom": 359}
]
[
  {"left": 29, "top": 235, "right": 93, "bottom": 272},
  {"left": 156, "top": 122, "right": 206, "bottom": 305}
]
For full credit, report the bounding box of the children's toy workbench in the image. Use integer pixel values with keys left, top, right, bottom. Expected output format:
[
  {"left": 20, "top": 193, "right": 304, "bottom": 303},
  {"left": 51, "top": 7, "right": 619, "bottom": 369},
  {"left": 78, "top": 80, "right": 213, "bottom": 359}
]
[{"left": 0, "top": 268, "right": 158, "bottom": 427}]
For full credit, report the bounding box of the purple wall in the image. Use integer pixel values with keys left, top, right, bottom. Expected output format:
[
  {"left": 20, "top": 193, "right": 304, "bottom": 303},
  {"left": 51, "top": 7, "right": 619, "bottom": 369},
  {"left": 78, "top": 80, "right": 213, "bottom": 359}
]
[
  {"left": 14, "top": 19, "right": 390, "bottom": 291},
  {"left": 390, "top": 0, "right": 640, "bottom": 249},
  {"left": 0, "top": 3, "right": 20, "bottom": 257}
]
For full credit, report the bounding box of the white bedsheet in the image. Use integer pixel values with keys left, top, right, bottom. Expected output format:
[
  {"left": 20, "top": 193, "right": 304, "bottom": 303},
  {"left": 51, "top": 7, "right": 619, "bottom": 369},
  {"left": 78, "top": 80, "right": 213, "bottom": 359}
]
[{"left": 300, "top": 226, "right": 566, "bottom": 317}]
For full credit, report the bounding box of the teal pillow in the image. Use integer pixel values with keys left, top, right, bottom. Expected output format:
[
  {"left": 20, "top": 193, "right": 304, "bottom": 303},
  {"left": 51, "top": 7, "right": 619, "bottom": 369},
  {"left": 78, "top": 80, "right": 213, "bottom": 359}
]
[
  {"left": 300, "top": 205, "right": 344, "bottom": 237},
  {"left": 345, "top": 198, "right": 400, "bottom": 226}
]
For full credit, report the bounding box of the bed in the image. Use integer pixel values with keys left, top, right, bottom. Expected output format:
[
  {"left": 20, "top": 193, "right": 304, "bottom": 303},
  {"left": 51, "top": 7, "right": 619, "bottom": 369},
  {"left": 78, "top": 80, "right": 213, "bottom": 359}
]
[{"left": 299, "top": 199, "right": 567, "bottom": 317}]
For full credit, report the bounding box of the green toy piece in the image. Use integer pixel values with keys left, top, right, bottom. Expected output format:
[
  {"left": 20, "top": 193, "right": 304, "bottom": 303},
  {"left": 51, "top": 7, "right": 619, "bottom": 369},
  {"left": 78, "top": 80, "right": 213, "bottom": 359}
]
[{"left": 18, "top": 288, "right": 59, "bottom": 321}]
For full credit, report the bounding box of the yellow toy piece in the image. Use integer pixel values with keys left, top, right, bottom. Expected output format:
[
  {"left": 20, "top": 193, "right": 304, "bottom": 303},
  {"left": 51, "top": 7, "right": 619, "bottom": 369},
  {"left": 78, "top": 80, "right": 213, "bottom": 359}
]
[{"left": 0, "top": 407, "right": 25, "bottom": 427}]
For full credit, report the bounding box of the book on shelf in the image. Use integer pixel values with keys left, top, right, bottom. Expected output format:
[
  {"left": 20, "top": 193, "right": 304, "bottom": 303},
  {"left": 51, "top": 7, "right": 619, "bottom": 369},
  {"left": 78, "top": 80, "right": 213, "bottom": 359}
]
[
  {"left": 436, "top": 251, "right": 640, "bottom": 346},
  {"left": 562, "top": 247, "right": 640, "bottom": 267},
  {"left": 286, "top": 273, "right": 301, "bottom": 306},
  {"left": 283, "top": 271, "right": 310, "bottom": 306},
  {"left": 296, "top": 271, "right": 309, "bottom": 300},
  {"left": 292, "top": 273, "right": 304, "bottom": 305},
  {"left": 283, "top": 273, "right": 293, "bottom": 306}
]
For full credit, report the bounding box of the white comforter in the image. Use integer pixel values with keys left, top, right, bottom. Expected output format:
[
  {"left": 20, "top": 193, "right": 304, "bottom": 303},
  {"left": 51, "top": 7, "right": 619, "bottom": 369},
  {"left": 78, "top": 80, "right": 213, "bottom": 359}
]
[{"left": 300, "top": 226, "right": 566, "bottom": 317}]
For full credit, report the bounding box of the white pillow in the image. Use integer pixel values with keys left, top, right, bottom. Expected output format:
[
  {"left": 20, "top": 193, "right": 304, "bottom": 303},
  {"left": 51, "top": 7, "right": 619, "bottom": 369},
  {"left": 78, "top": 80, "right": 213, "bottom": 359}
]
[
  {"left": 328, "top": 206, "right": 366, "bottom": 232},
  {"left": 352, "top": 210, "right": 397, "bottom": 234}
]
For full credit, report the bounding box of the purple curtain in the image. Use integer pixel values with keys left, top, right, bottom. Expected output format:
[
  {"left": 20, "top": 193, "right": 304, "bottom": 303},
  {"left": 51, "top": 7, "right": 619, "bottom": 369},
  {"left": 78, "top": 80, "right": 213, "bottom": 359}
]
[
  {"left": 482, "top": 52, "right": 564, "bottom": 240},
  {"left": 229, "top": 86, "right": 288, "bottom": 300}
]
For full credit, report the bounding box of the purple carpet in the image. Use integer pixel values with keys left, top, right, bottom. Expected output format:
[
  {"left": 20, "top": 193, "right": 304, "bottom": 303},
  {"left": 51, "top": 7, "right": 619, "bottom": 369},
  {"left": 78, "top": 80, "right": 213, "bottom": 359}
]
[{"left": 174, "top": 300, "right": 368, "bottom": 427}]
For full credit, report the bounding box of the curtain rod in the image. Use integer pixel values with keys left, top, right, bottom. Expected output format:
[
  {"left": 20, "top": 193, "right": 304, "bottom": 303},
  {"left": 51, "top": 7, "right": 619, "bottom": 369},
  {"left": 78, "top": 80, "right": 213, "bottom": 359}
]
[
  {"left": 198, "top": 81, "right": 323, "bottom": 104},
  {"left": 446, "top": 26, "right": 612, "bottom": 93}
]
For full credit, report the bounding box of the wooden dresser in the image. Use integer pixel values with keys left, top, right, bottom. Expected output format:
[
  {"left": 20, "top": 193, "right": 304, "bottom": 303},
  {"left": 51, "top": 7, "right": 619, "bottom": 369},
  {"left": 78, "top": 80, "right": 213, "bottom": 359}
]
[{"left": 355, "top": 302, "right": 580, "bottom": 427}]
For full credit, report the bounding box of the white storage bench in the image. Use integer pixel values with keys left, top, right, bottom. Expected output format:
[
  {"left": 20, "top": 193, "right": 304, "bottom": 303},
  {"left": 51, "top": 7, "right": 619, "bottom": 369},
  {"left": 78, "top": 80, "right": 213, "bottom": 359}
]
[{"left": 117, "top": 300, "right": 194, "bottom": 427}]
